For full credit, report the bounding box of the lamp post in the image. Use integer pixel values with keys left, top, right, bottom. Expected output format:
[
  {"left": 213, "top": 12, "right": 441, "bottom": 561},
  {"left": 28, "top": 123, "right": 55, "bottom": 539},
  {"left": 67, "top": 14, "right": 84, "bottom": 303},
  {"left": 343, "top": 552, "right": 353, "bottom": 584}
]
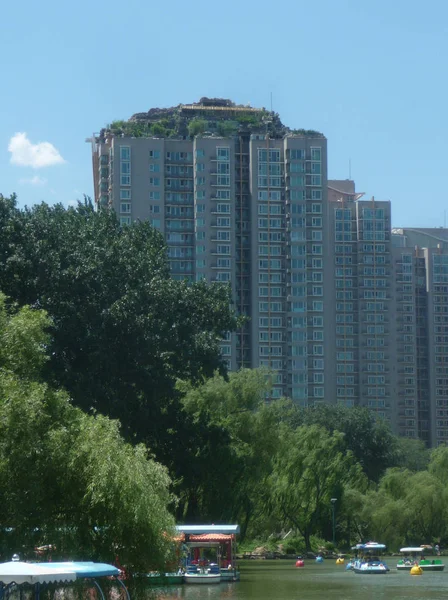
[{"left": 330, "top": 498, "right": 337, "bottom": 546}]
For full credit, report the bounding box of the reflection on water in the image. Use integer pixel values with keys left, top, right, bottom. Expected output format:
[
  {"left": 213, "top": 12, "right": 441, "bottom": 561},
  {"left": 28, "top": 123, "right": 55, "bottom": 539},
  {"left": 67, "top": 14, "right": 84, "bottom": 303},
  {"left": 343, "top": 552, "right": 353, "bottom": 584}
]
[{"left": 146, "top": 560, "right": 448, "bottom": 600}]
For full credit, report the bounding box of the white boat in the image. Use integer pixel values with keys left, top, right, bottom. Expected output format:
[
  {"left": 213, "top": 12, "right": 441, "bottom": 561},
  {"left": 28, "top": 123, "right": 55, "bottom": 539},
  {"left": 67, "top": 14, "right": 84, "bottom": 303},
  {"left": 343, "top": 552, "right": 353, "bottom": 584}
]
[
  {"left": 184, "top": 566, "right": 221, "bottom": 584},
  {"left": 397, "top": 547, "right": 445, "bottom": 572},
  {"left": 352, "top": 542, "right": 390, "bottom": 574}
]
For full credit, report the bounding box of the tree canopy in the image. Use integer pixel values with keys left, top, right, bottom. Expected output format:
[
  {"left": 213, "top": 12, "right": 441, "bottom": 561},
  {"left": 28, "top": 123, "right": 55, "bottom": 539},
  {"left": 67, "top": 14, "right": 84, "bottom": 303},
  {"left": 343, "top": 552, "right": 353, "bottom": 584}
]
[
  {"left": 0, "top": 196, "right": 238, "bottom": 462},
  {"left": 0, "top": 294, "right": 175, "bottom": 570}
]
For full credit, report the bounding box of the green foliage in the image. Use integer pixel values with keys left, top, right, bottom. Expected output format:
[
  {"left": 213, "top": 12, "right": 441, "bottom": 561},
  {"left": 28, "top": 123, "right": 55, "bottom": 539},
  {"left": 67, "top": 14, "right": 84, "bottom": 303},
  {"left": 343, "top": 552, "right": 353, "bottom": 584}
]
[
  {"left": 0, "top": 196, "right": 239, "bottom": 470},
  {"left": 291, "top": 129, "right": 324, "bottom": 137},
  {"left": 362, "top": 466, "right": 448, "bottom": 549},
  {"left": 217, "top": 121, "right": 239, "bottom": 137},
  {"left": 178, "top": 369, "right": 282, "bottom": 536},
  {"left": 0, "top": 295, "right": 175, "bottom": 570},
  {"left": 268, "top": 425, "right": 364, "bottom": 551},
  {"left": 289, "top": 403, "right": 397, "bottom": 482},
  {"left": 394, "top": 436, "right": 430, "bottom": 472},
  {"left": 187, "top": 118, "right": 208, "bottom": 137}
]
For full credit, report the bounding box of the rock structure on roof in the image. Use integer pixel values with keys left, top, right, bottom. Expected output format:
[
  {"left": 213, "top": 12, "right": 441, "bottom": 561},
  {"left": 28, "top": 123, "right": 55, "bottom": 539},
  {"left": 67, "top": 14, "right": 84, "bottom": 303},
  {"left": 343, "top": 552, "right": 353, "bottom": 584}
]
[{"left": 98, "top": 98, "right": 324, "bottom": 141}]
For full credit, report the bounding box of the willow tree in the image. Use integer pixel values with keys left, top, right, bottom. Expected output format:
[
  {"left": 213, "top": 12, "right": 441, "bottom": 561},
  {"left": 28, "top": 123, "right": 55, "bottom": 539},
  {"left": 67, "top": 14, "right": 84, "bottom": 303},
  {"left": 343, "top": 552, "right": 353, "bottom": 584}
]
[
  {"left": 0, "top": 294, "right": 175, "bottom": 571},
  {"left": 268, "top": 425, "right": 364, "bottom": 551}
]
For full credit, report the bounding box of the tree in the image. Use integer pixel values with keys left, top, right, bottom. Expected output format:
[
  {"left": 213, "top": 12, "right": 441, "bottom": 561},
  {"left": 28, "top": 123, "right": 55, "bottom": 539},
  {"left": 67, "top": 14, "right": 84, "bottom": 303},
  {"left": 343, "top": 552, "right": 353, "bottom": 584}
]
[
  {"left": 0, "top": 294, "right": 175, "bottom": 571},
  {"left": 0, "top": 197, "right": 239, "bottom": 466},
  {"left": 187, "top": 118, "right": 207, "bottom": 136},
  {"left": 178, "top": 369, "right": 282, "bottom": 537},
  {"left": 268, "top": 425, "right": 364, "bottom": 551},
  {"left": 288, "top": 404, "right": 398, "bottom": 482},
  {"left": 364, "top": 467, "right": 448, "bottom": 549}
]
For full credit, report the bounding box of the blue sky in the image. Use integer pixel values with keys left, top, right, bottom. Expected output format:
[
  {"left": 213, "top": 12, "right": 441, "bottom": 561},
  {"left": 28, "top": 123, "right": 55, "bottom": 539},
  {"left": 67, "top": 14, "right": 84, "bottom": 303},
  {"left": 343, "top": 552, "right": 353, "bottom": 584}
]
[{"left": 1, "top": 0, "right": 447, "bottom": 226}]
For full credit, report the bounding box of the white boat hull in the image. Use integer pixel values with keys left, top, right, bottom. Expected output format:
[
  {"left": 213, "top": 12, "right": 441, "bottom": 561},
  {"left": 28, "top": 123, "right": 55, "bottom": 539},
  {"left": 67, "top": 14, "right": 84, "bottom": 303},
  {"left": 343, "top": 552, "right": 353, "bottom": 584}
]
[
  {"left": 397, "top": 564, "right": 445, "bottom": 572},
  {"left": 353, "top": 561, "right": 389, "bottom": 574},
  {"left": 184, "top": 573, "right": 221, "bottom": 584}
]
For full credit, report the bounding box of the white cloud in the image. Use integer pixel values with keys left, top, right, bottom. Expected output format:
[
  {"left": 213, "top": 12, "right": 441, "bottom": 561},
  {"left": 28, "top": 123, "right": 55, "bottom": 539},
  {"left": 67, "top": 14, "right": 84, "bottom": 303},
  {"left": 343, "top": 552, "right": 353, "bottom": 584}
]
[
  {"left": 8, "top": 132, "right": 65, "bottom": 169},
  {"left": 19, "top": 175, "right": 48, "bottom": 186}
]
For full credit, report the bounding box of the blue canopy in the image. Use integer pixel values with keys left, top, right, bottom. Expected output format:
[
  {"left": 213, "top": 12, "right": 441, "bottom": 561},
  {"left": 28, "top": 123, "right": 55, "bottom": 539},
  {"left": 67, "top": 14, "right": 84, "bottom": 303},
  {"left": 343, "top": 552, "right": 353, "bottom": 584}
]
[
  {"left": 37, "top": 562, "right": 120, "bottom": 578},
  {"left": 176, "top": 524, "right": 240, "bottom": 535},
  {"left": 352, "top": 542, "right": 386, "bottom": 551}
]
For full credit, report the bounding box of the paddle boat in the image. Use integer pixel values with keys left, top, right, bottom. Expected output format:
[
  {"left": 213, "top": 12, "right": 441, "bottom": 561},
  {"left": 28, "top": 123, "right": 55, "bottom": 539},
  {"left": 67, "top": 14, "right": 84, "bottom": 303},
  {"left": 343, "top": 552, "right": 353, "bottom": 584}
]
[
  {"left": 397, "top": 547, "right": 445, "bottom": 572},
  {"left": 351, "top": 542, "right": 390, "bottom": 574},
  {"left": 184, "top": 563, "right": 221, "bottom": 584},
  {"left": 0, "top": 560, "right": 129, "bottom": 600}
]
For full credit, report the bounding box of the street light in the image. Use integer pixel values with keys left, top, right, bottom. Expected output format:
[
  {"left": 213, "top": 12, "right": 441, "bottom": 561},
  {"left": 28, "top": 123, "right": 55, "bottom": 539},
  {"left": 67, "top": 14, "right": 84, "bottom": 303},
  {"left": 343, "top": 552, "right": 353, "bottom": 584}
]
[{"left": 330, "top": 498, "right": 337, "bottom": 546}]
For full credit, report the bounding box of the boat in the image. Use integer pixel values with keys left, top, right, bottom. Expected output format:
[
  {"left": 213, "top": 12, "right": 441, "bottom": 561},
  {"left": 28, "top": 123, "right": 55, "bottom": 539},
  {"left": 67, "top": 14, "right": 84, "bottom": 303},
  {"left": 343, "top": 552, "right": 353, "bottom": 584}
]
[
  {"left": 146, "top": 572, "right": 184, "bottom": 585},
  {"left": 351, "top": 542, "right": 390, "bottom": 574},
  {"left": 0, "top": 561, "right": 129, "bottom": 600},
  {"left": 184, "top": 564, "right": 221, "bottom": 584},
  {"left": 397, "top": 547, "right": 445, "bottom": 572},
  {"left": 175, "top": 524, "right": 240, "bottom": 583}
]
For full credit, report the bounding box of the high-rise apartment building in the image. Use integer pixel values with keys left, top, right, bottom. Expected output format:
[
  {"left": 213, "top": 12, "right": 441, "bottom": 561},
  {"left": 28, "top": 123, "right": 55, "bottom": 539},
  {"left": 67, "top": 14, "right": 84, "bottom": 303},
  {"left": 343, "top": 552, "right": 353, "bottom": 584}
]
[
  {"left": 326, "top": 187, "right": 448, "bottom": 445},
  {"left": 91, "top": 99, "right": 328, "bottom": 403},
  {"left": 91, "top": 98, "right": 448, "bottom": 446}
]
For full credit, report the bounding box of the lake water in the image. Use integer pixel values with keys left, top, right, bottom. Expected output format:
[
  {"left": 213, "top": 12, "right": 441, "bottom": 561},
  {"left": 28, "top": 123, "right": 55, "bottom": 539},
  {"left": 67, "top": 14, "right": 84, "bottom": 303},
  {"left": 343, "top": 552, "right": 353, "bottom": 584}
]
[{"left": 147, "top": 559, "right": 448, "bottom": 600}]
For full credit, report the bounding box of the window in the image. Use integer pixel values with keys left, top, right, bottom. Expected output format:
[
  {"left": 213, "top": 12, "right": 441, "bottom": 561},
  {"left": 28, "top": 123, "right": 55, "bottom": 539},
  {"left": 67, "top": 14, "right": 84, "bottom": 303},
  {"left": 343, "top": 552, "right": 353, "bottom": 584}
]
[
  {"left": 290, "top": 149, "right": 305, "bottom": 160},
  {"left": 196, "top": 163, "right": 205, "bottom": 172},
  {"left": 196, "top": 149, "right": 205, "bottom": 158},
  {"left": 311, "top": 147, "right": 321, "bottom": 161},
  {"left": 120, "top": 147, "right": 130, "bottom": 160},
  {"left": 120, "top": 203, "right": 131, "bottom": 213},
  {"left": 120, "top": 189, "right": 131, "bottom": 200},
  {"left": 149, "top": 177, "right": 160, "bottom": 186},
  {"left": 290, "top": 176, "right": 305, "bottom": 187},
  {"left": 217, "top": 147, "right": 230, "bottom": 160},
  {"left": 311, "top": 175, "right": 322, "bottom": 186},
  {"left": 149, "top": 191, "right": 160, "bottom": 200},
  {"left": 149, "top": 164, "right": 160, "bottom": 172},
  {"left": 149, "top": 150, "right": 160, "bottom": 158},
  {"left": 120, "top": 216, "right": 131, "bottom": 225}
]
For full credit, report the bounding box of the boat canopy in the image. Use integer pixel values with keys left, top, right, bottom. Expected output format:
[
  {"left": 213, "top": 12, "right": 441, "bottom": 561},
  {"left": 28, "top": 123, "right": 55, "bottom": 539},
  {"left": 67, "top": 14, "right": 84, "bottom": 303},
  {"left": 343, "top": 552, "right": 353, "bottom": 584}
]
[
  {"left": 400, "top": 547, "right": 431, "bottom": 553},
  {"left": 352, "top": 542, "right": 386, "bottom": 551},
  {"left": 0, "top": 562, "right": 77, "bottom": 585},
  {"left": 176, "top": 525, "right": 240, "bottom": 535},
  {"left": 37, "top": 562, "right": 120, "bottom": 578}
]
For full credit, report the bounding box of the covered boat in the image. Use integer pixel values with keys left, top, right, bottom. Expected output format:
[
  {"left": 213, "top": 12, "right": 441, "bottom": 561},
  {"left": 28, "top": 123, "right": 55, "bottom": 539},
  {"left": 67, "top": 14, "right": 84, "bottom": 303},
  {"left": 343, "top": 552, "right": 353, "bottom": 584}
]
[
  {"left": 397, "top": 547, "right": 445, "bottom": 572},
  {"left": 175, "top": 525, "right": 240, "bottom": 583},
  {"left": 351, "top": 542, "right": 390, "bottom": 574},
  {"left": 0, "top": 561, "right": 128, "bottom": 600}
]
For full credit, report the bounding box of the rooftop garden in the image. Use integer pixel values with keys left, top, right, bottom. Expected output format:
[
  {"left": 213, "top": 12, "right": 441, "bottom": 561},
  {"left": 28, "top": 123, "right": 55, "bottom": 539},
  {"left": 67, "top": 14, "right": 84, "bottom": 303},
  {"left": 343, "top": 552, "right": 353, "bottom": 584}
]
[{"left": 100, "top": 98, "right": 324, "bottom": 140}]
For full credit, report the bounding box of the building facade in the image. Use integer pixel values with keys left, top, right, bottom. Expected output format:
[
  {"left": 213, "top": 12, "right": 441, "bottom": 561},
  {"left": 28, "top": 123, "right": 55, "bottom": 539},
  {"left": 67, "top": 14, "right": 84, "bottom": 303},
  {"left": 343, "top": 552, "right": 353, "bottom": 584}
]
[
  {"left": 92, "top": 111, "right": 328, "bottom": 403},
  {"left": 91, "top": 101, "right": 448, "bottom": 446}
]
